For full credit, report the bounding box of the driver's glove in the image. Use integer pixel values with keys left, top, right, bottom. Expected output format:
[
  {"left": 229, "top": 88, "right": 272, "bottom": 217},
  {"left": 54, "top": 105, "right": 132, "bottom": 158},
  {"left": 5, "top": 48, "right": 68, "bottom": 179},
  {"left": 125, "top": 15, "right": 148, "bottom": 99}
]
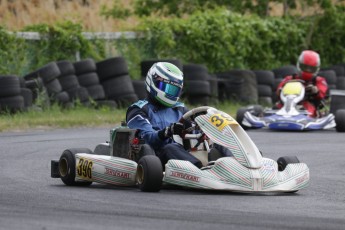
[
  {"left": 305, "top": 84, "right": 319, "bottom": 95},
  {"left": 158, "top": 122, "right": 184, "bottom": 140}
]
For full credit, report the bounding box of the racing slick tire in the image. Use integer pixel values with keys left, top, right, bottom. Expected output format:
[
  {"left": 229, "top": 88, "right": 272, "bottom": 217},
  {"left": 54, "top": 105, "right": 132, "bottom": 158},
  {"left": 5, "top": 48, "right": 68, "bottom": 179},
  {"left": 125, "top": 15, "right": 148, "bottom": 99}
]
[
  {"left": 59, "top": 148, "right": 93, "bottom": 186},
  {"left": 335, "top": 109, "right": 345, "bottom": 132},
  {"left": 277, "top": 156, "right": 300, "bottom": 171},
  {"left": 135, "top": 144, "right": 155, "bottom": 162},
  {"left": 136, "top": 155, "right": 163, "bottom": 192},
  {"left": 236, "top": 107, "right": 250, "bottom": 130}
]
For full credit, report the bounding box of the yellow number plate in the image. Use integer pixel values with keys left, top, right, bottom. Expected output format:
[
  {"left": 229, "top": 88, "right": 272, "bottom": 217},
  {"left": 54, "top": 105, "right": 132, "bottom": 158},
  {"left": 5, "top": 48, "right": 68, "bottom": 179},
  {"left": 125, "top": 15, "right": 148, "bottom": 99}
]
[
  {"left": 77, "top": 158, "right": 93, "bottom": 180},
  {"left": 209, "top": 113, "right": 237, "bottom": 131}
]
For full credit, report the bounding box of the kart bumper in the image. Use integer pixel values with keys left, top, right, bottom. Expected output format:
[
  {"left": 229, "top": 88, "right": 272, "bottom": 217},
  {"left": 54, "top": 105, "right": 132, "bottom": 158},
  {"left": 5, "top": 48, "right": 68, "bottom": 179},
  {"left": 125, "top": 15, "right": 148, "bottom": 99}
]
[
  {"left": 164, "top": 157, "right": 309, "bottom": 192},
  {"left": 243, "top": 112, "right": 336, "bottom": 131}
]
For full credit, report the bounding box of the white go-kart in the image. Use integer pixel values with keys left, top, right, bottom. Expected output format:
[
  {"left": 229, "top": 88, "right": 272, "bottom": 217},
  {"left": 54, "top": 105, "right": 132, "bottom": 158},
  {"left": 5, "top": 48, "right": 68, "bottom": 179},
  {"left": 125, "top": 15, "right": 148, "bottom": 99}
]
[{"left": 51, "top": 106, "right": 310, "bottom": 193}]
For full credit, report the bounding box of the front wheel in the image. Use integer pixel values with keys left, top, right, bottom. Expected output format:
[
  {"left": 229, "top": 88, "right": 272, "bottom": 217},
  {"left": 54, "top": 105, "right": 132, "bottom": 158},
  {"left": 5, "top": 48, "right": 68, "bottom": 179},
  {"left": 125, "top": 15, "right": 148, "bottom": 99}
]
[
  {"left": 335, "top": 109, "right": 345, "bottom": 132},
  {"left": 136, "top": 155, "right": 163, "bottom": 192},
  {"left": 59, "top": 148, "right": 93, "bottom": 186},
  {"left": 277, "top": 156, "right": 300, "bottom": 171}
]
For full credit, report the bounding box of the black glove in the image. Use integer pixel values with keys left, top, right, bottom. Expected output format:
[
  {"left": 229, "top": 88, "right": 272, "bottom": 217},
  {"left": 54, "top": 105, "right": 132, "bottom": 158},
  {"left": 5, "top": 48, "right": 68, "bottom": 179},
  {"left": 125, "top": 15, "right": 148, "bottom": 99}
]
[
  {"left": 158, "top": 122, "right": 184, "bottom": 140},
  {"left": 305, "top": 84, "right": 319, "bottom": 95}
]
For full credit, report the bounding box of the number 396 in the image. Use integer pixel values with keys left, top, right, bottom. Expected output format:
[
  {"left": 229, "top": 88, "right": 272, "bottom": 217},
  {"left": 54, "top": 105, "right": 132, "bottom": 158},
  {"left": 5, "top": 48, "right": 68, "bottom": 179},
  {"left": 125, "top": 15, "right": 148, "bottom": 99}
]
[{"left": 77, "top": 158, "right": 93, "bottom": 179}]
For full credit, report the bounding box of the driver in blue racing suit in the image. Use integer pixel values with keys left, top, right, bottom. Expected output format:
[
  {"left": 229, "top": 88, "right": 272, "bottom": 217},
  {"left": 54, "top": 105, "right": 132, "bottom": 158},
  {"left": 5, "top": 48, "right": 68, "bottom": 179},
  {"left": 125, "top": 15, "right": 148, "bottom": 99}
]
[{"left": 126, "top": 62, "right": 232, "bottom": 169}]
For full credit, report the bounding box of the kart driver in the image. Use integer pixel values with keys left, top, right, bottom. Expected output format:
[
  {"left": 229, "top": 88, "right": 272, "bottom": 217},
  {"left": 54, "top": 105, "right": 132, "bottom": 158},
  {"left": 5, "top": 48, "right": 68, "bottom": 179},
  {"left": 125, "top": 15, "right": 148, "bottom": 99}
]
[
  {"left": 276, "top": 50, "right": 328, "bottom": 117},
  {"left": 126, "top": 62, "right": 232, "bottom": 168}
]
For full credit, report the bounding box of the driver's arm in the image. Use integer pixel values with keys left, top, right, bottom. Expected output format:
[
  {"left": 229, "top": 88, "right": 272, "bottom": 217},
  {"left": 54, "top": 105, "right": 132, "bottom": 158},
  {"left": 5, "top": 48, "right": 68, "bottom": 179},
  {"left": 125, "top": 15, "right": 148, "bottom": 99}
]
[
  {"left": 126, "top": 105, "right": 170, "bottom": 149},
  {"left": 314, "top": 76, "right": 328, "bottom": 100}
]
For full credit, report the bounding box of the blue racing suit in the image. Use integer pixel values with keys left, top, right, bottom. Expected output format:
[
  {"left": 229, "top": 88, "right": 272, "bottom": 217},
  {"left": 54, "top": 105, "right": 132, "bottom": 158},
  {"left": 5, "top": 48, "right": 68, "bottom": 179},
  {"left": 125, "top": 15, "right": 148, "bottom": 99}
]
[{"left": 126, "top": 98, "right": 203, "bottom": 168}]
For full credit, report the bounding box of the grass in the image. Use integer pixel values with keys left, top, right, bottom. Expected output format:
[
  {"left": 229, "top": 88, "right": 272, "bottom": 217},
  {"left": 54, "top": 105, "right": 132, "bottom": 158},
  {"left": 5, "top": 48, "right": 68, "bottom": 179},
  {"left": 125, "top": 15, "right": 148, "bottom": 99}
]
[{"left": 0, "top": 101, "right": 242, "bottom": 132}]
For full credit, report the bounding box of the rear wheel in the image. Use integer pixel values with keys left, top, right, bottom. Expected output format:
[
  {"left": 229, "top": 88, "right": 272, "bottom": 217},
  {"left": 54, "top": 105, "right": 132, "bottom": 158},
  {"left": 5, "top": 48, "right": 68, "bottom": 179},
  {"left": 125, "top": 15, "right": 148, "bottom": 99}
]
[
  {"left": 59, "top": 148, "right": 93, "bottom": 186},
  {"left": 236, "top": 107, "right": 249, "bottom": 129},
  {"left": 277, "top": 156, "right": 300, "bottom": 171},
  {"left": 136, "top": 155, "right": 163, "bottom": 192},
  {"left": 335, "top": 109, "right": 345, "bottom": 132}
]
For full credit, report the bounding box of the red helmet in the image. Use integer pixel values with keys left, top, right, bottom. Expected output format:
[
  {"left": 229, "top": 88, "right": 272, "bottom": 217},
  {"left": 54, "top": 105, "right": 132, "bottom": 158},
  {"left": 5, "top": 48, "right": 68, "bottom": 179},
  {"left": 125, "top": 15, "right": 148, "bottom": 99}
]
[{"left": 297, "top": 50, "right": 320, "bottom": 81}]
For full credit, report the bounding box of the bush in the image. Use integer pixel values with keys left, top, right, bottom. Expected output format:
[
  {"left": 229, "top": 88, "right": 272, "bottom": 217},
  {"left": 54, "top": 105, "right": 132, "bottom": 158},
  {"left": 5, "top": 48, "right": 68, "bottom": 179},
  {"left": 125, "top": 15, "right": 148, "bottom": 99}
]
[{"left": 134, "top": 8, "right": 309, "bottom": 72}]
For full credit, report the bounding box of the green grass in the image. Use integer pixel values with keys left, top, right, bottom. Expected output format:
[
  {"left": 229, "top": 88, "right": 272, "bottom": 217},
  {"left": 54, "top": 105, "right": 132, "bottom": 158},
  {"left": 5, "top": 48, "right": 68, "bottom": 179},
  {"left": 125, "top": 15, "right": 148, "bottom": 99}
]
[{"left": 0, "top": 101, "right": 242, "bottom": 132}]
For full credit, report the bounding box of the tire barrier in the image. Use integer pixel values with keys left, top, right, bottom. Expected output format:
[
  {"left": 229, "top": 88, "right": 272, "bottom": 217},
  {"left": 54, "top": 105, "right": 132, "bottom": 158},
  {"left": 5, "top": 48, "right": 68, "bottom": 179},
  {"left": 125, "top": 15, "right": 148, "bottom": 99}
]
[
  {"left": 0, "top": 75, "right": 25, "bottom": 113},
  {"left": 182, "top": 63, "right": 212, "bottom": 105},
  {"left": 96, "top": 57, "right": 129, "bottom": 82},
  {"left": 253, "top": 70, "right": 275, "bottom": 106},
  {"left": 215, "top": 72, "right": 244, "bottom": 102},
  {"left": 57, "top": 60, "right": 90, "bottom": 105},
  {"left": 23, "top": 62, "right": 70, "bottom": 107},
  {"left": 318, "top": 70, "right": 337, "bottom": 98},
  {"left": 97, "top": 57, "right": 137, "bottom": 107},
  {"left": 322, "top": 65, "right": 345, "bottom": 77},
  {"left": 132, "top": 79, "right": 147, "bottom": 100},
  {"left": 74, "top": 59, "right": 115, "bottom": 109},
  {"left": 2, "top": 56, "right": 345, "bottom": 114},
  {"left": 271, "top": 65, "right": 298, "bottom": 103},
  {"left": 217, "top": 70, "right": 257, "bottom": 104}
]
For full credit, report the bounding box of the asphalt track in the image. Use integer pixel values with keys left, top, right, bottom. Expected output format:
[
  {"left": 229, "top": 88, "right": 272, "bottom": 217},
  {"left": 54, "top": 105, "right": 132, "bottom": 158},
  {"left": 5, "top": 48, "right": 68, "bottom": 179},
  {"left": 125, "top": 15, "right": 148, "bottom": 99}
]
[{"left": 0, "top": 127, "right": 344, "bottom": 230}]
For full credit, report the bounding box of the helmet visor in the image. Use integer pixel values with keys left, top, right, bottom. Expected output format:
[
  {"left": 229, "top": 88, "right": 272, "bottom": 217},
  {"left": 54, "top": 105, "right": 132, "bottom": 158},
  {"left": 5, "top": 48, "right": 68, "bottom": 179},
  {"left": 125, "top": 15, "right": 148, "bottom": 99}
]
[
  {"left": 155, "top": 80, "right": 182, "bottom": 97},
  {"left": 299, "top": 63, "right": 318, "bottom": 73}
]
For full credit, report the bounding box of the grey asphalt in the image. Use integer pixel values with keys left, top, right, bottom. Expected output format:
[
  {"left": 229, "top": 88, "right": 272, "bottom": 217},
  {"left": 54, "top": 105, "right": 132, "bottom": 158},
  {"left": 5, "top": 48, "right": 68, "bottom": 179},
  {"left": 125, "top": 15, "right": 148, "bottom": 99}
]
[{"left": 0, "top": 127, "right": 344, "bottom": 230}]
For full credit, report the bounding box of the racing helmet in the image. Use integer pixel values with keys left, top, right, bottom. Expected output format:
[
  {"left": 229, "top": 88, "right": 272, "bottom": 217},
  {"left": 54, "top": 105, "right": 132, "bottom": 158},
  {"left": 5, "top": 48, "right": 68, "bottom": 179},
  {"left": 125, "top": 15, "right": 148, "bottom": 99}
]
[
  {"left": 297, "top": 50, "right": 320, "bottom": 81},
  {"left": 145, "top": 62, "right": 183, "bottom": 107}
]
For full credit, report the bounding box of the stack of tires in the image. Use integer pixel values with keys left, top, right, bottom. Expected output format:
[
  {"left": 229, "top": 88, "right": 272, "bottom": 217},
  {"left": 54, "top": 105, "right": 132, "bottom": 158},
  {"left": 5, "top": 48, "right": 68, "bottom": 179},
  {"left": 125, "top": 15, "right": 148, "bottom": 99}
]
[
  {"left": 74, "top": 58, "right": 116, "bottom": 108},
  {"left": 217, "top": 69, "right": 257, "bottom": 104},
  {"left": 182, "top": 64, "right": 212, "bottom": 105},
  {"left": 215, "top": 71, "right": 244, "bottom": 102},
  {"left": 97, "top": 56, "right": 138, "bottom": 107},
  {"left": 253, "top": 70, "right": 275, "bottom": 106},
  {"left": 56, "top": 60, "right": 90, "bottom": 106},
  {"left": 318, "top": 69, "right": 337, "bottom": 98},
  {"left": 334, "top": 64, "right": 345, "bottom": 90},
  {"left": 132, "top": 78, "right": 146, "bottom": 100},
  {"left": 321, "top": 64, "right": 345, "bottom": 90},
  {"left": 24, "top": 77, "right": 50, "bottom": 108},
  {"left": 24, "top": 62, "right": 70, "bottom": 107},
  {"left": 0, "top": 75, "right": 25, "bottom": 113},
  {"left": 18, "top": 77, "right": 33, "bottom": 110},
  {"left": 271, "top": 65, "right": 298, "bottom": 103}
]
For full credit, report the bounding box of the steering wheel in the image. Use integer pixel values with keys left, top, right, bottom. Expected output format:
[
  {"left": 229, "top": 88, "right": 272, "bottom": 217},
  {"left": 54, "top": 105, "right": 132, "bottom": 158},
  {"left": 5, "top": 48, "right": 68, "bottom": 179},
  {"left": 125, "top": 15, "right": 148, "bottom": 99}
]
[
  {"left": 181, "top": 106, "right": 214, "bottom": 122},
  {"left": 286, "top": 79, "right": 305, "bottom": 84}
]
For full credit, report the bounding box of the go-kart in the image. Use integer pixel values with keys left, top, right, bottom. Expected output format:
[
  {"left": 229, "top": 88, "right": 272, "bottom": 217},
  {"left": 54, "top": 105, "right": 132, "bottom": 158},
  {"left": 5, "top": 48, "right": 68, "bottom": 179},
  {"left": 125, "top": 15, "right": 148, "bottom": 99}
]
[
  {"left": 236, "top": 80, "right": 345, "bottom": 132},
  {"left": 51, "top": 106, "right": 310, "bottom": 193}
]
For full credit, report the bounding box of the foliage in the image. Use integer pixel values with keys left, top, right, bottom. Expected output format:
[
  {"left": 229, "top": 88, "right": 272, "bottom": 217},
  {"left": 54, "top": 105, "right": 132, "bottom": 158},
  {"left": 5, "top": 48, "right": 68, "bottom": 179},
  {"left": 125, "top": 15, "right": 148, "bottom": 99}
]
[
  {"left": 103, "top": 0, "right": 344, "bottom": 18},
  {"left": 0, "top": 21, "right": 107, "bottom": 76},
  {"left": 308, "top": 6, "right": 345, "bottom": 65},
  {"left": 100, "top": 1, "right": 131, "bottom": 19},
  {"left": 22, "top": 21, "right": 105, "bottom": 72},
  {"left": 136, "top": 8, "right": 308, "bottom": 72},
  {"left": 0, "top": 26, "right": 28, "bottom": 75}
]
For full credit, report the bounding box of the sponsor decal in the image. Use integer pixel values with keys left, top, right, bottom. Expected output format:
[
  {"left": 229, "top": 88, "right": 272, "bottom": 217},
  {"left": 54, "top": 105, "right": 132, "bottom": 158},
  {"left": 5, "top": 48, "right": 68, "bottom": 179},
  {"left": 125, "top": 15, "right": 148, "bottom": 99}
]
[
  {"left": 170, "top": 171, "right": 200, "bottom": 182},
  {"left": 263, "top": 161, "right": 275, "bottom": 172},
  {"left": 105, "top": 168, "right": 130, "bottom": 179},
  {"left": 295, "top": 172, "right": 309, "bottom": 185}
]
